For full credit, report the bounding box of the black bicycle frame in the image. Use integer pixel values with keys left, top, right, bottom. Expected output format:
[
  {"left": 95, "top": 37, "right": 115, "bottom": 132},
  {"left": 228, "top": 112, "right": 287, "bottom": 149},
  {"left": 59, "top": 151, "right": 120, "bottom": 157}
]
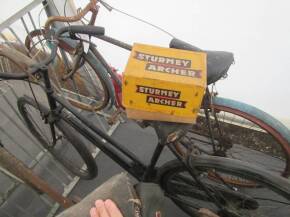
[
  {"left": 34, "top": 30, "right": 238, "bottom": 211},
  {"left": 39, "top": 66, "right": 164, "bottom": 181}
]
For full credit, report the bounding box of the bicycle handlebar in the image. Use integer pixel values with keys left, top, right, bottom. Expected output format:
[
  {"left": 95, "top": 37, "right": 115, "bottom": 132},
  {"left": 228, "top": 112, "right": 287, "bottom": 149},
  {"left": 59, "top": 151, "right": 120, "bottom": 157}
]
[
  {"left": 57, "top": 25, "right": 105, "bottom": 37},
  {"left": 43, "top": 25, "right": 105, "bottom": 65},
  {"left": 0, "top": 25, "right": 105, "bottom": 80},
  {"left": 44, "top": 0, "right": 99, "bottom": 33}
]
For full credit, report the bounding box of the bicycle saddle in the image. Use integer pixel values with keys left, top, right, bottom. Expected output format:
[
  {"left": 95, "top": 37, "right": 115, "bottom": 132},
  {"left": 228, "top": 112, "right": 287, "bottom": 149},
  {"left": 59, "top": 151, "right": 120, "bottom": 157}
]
[{"left": 169, "top": 38, "right": 234, "bottom": 85}]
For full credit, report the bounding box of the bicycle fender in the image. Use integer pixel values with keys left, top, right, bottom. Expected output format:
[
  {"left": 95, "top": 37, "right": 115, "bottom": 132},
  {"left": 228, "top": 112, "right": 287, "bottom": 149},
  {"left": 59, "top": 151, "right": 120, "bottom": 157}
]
[
  {"left": 213, "top": 97, "right": 290, "bottom": 145},
  {"left": 85, "top": 49, "right": 116, "bottom": 109}
]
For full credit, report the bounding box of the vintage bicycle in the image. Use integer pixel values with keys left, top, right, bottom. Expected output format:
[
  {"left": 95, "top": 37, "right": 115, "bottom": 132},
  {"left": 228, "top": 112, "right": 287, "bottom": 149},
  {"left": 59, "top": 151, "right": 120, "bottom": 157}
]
[
  {"left": 22, "top": 0, "right": 290, "bottom": 179},
  {"left": 0, "top": 25, "right": 290, "bottom": 217},
  {"left": 24, "top": 0, "right": 117, "bottom": 111}
]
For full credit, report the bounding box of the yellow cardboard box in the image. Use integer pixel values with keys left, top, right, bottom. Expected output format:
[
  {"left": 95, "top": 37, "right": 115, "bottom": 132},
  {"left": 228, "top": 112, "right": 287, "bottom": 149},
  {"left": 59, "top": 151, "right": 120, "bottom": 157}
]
[{"left": 122, "top": 43, "right": 207, "bottom": 123}]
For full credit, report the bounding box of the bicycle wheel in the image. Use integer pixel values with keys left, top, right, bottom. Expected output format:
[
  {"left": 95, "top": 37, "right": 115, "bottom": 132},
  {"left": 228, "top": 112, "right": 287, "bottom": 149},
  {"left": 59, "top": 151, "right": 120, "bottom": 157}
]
[
  {"left": 17, "top": 96, "right": 98, "bottom": 179},
  {"left": 25, "top": 29, "right": 115, "bottom": 111},
  {"left": 187, "top": 97, "right": 290, "bottom": 178},
  {"left": 58, "top": 49, "right": 114, "bottom": 111},
  {"left": 159, "top": 156, "right": 290, "bottom": 217},
  {"left": 50, "top": 48, "right": 113, "bottom": 111}
]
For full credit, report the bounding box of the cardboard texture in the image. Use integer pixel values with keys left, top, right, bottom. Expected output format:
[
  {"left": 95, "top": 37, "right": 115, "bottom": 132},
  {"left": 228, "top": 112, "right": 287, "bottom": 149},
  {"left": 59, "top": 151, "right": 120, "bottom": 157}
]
[{"left": 122, "top": 43, "right": 207, "bottom": 123}]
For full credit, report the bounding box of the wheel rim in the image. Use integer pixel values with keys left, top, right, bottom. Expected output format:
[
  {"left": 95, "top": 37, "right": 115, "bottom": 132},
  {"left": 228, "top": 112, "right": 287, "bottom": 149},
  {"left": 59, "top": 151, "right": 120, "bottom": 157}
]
[
  {"left": 26, "top": 32, "right": 110, "bottom": 111},
  {"left": 187, "top": 104, "right": 290, "bottom": 178},
  {"left": 56, "top": 53, "right": 109, "bottom": 111},
  {"left": 162, "top": 166, "right": 290, "bottom": 217}
]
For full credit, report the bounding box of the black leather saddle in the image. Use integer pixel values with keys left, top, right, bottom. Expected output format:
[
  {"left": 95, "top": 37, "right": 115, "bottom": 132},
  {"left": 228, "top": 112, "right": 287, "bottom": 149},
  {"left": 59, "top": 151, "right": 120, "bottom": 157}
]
[{"left": 170, "top": 38, "right": 234, "bottom": 84}]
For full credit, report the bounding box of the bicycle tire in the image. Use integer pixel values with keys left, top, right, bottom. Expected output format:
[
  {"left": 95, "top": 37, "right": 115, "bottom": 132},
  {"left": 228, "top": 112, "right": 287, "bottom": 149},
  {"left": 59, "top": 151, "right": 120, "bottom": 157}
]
[
  {"left": 84, "top": 48, "right": 116, "bottom": 109},
  {"left": 24, "top": 29, "right": 116, "bottom": 111},
  {"left": 187, "top": 97, "right": 290, "bottom": 178},
  {"left": 159, "top": 155, "right": 290, "bottom": 217},
  {"left": 68, "top": 48, "right": 112, "bottom": 111},
  {"left": 17, "top": 95, "right": 98, "bottom": 179},
  {"left": 53, "top": 49, "right": 112, "bottom": 111}
]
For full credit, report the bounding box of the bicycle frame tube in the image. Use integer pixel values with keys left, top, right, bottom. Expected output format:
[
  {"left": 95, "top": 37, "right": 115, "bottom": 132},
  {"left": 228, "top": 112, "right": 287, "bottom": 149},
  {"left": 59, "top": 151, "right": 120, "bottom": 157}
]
[
  {"left": 142, "top": 141, "right": 165, "bottom": 181},
  {"left": 34, "top": 36, "right": 181, "bottom": 182},
  {"left": 39, "top": 72, "right": 170, "bottom": 182},
  {"left": 95, "top": 35, "right": 133, "bottom": 51},
  {"left": 53, "top": 93, "right": 171, "bottom": 181},
  {"left": 37, "top": 67, "right": 145, "bottom": 179},
  {"left": 67, "top": 115, "right": 168, "bottom": 181}
]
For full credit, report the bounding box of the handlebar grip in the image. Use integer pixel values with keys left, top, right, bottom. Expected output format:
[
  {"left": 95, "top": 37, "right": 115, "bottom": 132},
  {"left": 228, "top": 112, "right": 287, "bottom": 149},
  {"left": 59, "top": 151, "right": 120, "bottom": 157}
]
[{"left": 56, "top": 25, "right": 105, "bottom": 38}]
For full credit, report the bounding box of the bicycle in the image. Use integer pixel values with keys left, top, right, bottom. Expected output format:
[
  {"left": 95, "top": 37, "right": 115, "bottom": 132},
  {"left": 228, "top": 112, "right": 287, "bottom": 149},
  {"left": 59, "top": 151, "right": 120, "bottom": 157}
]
[
  {"left": 24, "top": 0, "right": 117, "bottom": 112},
  {"left": 21, "top": 0, "right": 290, "bottom": 181},
  {"left": 0, "top": 25, "right": 290, "bottom": 217}
]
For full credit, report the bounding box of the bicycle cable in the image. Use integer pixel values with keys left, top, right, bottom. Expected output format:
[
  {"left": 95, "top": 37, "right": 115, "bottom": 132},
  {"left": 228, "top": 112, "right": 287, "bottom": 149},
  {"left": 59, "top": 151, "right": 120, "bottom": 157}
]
[
  {"left": 27, "top": 78, "right": 42, "bottom": 116},
  {"left": 99, "top": 0, "right": 176, "bottom": 38}
]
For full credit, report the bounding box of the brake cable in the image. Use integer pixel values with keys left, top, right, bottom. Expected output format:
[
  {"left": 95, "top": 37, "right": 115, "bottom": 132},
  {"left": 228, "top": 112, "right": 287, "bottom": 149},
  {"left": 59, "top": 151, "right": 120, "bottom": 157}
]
[{"left": 99, "top": 0, "right": 176, "bottom": 38}]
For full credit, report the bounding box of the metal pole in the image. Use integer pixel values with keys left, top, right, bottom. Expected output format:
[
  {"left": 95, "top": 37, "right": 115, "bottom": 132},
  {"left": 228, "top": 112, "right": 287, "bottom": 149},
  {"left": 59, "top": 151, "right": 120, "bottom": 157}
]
[{"left": 0, "top": 142, "right": 74, "bottom": 209}]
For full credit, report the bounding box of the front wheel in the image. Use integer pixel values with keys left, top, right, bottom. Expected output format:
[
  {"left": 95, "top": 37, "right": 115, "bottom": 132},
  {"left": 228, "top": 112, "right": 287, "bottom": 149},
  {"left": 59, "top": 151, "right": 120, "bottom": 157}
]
[
  {"left": 17, "top": 96, "right": 98, "bottom": 179},
  {"left": 24, "top": 28, "right": 116, "bottom": 111},
  {"left": 159, "top": 156, "right": 290, "bottom": 217}
]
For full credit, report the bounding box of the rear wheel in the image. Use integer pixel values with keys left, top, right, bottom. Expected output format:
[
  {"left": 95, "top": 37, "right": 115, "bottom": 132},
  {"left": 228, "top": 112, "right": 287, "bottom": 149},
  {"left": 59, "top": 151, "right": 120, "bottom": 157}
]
[
  {"left": 185, "top": 98, "right": 290, "bottom": 178},
  {"left": 159, "top": 156, "right": 290, "bottom": 217},
  {"left": 17, "top": 96, "right": 98, "bottom": 179}
]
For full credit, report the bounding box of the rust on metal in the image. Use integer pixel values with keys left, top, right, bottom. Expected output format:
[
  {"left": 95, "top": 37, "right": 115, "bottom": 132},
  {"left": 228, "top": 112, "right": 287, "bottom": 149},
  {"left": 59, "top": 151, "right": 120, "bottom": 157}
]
[
  {"left": 44, "top": 0, "right": 98, "bottom": 33},
  {"left": 0, "top": 145, "right": 74, "bottom": 208}
]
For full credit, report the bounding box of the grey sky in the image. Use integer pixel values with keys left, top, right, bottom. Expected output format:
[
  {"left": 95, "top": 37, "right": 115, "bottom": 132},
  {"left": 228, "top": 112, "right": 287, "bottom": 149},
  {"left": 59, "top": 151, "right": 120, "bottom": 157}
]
[{"left": 1, "top": 0, "right": 290, "bottom": 120}]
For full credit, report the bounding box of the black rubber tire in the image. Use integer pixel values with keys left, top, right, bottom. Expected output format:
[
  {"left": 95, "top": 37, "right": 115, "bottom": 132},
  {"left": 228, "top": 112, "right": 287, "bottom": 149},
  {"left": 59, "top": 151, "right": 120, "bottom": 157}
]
[
  {"left": 84, "top": 49, "right": 116, "bottom": 109},
  {"left": 17, "top": 96, "right": 98, "bottom": 179},
  {"left": 159, "top": 155, "right": 290, "bottom": 217}
]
